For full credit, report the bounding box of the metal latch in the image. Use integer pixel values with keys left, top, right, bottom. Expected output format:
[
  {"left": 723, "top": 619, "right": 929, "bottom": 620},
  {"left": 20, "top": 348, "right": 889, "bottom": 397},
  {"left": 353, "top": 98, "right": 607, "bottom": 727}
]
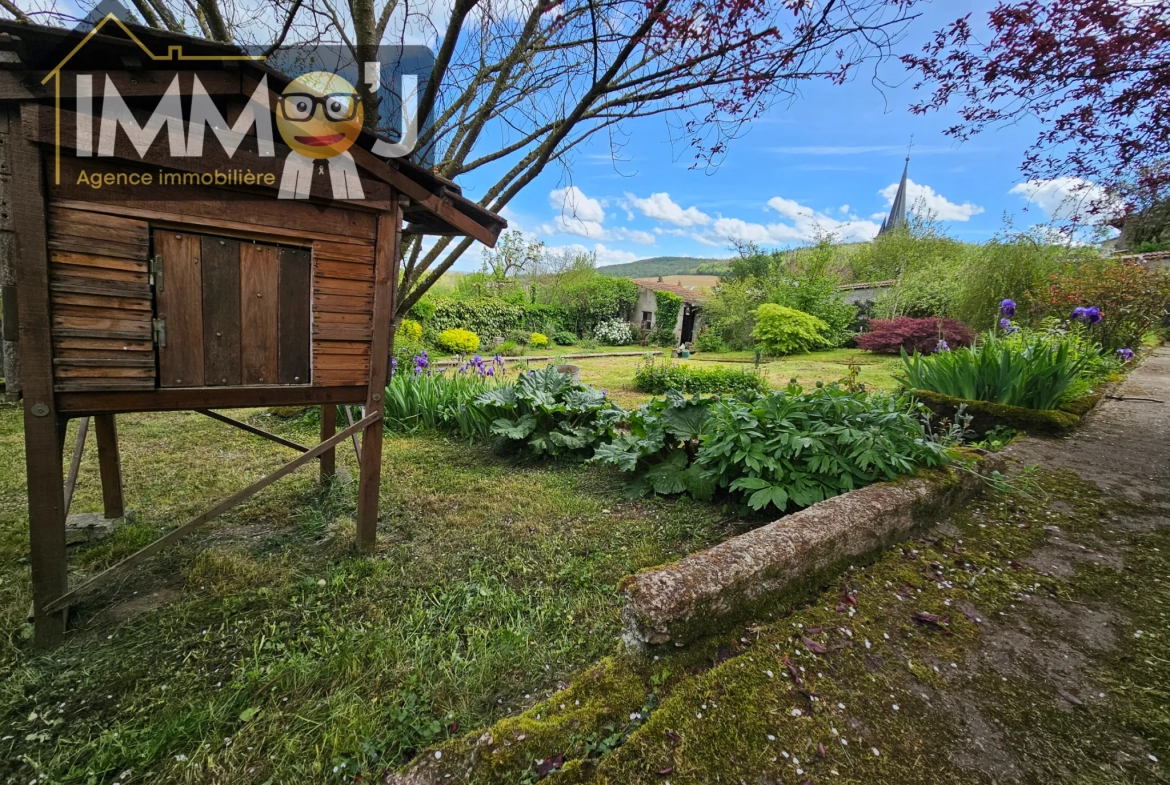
[
  {"left": 150, "top": 255, "right": 163, "bottom": 291},
  {"left": 152, "top": 318, "right": 166, "bottom": 347}
]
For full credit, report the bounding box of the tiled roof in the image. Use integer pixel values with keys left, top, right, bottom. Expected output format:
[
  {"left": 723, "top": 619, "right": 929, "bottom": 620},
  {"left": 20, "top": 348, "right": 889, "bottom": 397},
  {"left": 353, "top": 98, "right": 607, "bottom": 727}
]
[{"left": 635, "top": 280, "right": 710, "bottom": 303}]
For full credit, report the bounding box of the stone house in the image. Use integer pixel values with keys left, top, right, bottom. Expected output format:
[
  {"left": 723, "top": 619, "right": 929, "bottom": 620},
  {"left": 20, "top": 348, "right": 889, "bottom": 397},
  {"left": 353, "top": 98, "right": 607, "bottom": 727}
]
[{"left": 631, "top": 281, "right": 709, "bottom": 343}]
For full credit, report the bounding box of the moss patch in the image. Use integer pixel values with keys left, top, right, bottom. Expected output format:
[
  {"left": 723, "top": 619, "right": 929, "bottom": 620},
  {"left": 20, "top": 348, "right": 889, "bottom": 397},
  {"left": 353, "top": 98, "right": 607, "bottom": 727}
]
[
  {"left": 408, "top": 468, "right": 1168, "bottom": 784},
  {"left": 912, "top": 388, "right": 1090, "bottom": 436}
]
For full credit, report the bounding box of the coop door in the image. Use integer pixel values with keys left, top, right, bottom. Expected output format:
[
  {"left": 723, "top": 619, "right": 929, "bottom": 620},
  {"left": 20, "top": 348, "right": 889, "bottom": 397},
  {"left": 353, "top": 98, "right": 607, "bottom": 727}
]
[{"left": 152, "top": 230, "right": 311, "bottom": 387}]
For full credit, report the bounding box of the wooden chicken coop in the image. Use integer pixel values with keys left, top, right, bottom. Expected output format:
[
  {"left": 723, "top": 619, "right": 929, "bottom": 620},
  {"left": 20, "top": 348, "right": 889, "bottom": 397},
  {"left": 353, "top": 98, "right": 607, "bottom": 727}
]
[{"left": 0, "top": 19, "right": 505, "bottom": 646}]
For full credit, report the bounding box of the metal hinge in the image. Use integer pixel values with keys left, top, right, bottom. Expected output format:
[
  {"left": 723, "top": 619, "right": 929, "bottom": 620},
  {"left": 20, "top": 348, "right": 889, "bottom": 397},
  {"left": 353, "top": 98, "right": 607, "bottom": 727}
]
[
  {"left": 152, "top": 318, "right": 166, "bottom": 347},
  {"left": 150, "top": 255, "right": 164, "bottom": 291}
]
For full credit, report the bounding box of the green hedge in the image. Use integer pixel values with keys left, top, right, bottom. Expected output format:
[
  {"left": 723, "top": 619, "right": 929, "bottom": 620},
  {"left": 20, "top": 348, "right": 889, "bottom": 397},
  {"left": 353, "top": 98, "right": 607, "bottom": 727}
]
[
  {"left": 633, "top": 360, "right": 767, "bottom": 395},
  {"left": 422, "top": 297, "right": 567, "bottom": 341}
]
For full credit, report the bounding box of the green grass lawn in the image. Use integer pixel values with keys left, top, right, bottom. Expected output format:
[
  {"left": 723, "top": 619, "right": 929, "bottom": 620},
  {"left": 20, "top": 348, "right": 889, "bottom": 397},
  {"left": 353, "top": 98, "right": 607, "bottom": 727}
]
[
  {"left": 0, "top": 406, "right": 736, "bottom": 784},
  {"left": 568, "top": 348, "right": 901, "bottom": 409}
]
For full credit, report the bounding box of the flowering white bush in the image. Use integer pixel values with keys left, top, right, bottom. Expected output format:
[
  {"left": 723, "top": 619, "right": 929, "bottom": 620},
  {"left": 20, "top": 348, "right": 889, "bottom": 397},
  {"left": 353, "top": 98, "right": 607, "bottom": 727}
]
[{"left": 594, "top": 318, "right": 636, "bottom": 345}]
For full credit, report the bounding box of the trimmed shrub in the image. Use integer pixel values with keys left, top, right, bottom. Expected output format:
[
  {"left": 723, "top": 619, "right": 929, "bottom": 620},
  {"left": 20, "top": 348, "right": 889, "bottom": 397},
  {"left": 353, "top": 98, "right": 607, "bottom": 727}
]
[
  {"left": 529, "top": 332, "right": 549, "bottom": 349},
  {"left": 437, "top": 328, "right": 480, "bottom": 354},
  {"left": 553, "top": 331, "right": 578, "bottom": 346},
  {"left": 399, "top": 319, "right": 423, "bottom": 343},
  {"left": 856, "top": 317, "right": 975, "bottom": 355},
  {"left": 632, "top": 359, "right": 767, "bottom": 395},
  {"left": 751, "top": 304, "right": 829, "bottom": 355},
  {"left": 430, "top": 298, "right": 524, "bottom": 340}
]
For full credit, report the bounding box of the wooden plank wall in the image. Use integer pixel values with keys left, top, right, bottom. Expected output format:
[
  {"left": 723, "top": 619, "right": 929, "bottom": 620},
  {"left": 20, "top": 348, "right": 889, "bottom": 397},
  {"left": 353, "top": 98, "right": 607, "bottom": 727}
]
[
  {"left": 311, "top": 240, "right": 374, "bottom": 386},
  {"left": 47, "top": 206, "right": 155, "bottom": 391},
  {"left": 46, "top": 183, "right": 377, "bottom": 391}
]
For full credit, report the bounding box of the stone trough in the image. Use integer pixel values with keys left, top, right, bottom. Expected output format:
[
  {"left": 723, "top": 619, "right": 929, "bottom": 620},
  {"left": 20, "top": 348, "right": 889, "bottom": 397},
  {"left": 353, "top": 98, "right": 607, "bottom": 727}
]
[{"left": 620, "top": 454, "right": 1004, "bottom": 649}]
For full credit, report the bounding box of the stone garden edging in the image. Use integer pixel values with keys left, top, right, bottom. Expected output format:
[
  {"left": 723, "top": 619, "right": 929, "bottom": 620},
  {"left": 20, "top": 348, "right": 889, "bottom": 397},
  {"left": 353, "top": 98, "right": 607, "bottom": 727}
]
[{"left": 619, "top": 453, "right": 1005, "bottom": 650}]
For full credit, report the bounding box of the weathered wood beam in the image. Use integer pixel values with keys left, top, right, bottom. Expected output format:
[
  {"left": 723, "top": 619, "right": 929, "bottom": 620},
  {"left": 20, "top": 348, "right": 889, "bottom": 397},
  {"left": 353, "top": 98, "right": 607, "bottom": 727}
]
[
  {"left": 12, "top": 103, "right": 69, "bottom": 647},
  {"left": 56, "top": 384, "right": 367, "bottom": 414},
  {"left": 195, "top": 408, "right": 310, "bottom": 453},
  {"left": 355, "top": 204, "right": 400, "bottom": 550},
  {"left": 63, "top": 416, "right": 90, "bottom": 515},
  {"left": 342, "top": 404, "right": 362, "bottom": 463},
  {"left": 42, "top": 411, "right": 382, "bottom": 615},
  {"left": 319, "top": 404, "right": 336, "bottom": 482},
  {"left": 94, "top": 414, "right": 124, "bottom": 520}
]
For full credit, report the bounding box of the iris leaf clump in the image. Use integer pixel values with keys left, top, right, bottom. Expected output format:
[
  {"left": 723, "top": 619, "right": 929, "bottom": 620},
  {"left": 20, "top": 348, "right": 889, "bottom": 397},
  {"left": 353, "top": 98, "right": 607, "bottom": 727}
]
[{"left": 896, "top": 332, "right": 1091, "bottom": 410}]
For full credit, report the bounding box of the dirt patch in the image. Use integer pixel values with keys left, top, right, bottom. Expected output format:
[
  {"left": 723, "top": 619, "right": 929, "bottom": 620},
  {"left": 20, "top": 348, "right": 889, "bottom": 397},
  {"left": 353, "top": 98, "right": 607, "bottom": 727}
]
[{"left": 89, "top": 586, "right": 182, "bottom": 627}]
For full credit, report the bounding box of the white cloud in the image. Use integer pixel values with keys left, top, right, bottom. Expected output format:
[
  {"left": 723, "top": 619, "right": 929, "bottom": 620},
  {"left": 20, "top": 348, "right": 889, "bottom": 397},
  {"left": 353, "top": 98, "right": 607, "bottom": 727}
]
[
  {"left": 548, "top": 185, "right": 606, "bottom": 238},
  {"left": 547, "top": 242, "right": 639, "bottom": 267},
  {"left": 625, "top": 192, "right": 711, "bottom": 227},
  {"left": 879, "top": 178, "right": 984, "bottom": 222},
  {"left": 615, "top": 228, "right": 656, "bottom": 244},
  {"left": 839, "top": 204, "right": 850, "bottom": 215},
  {"left": 710, "top": 197, "right": 882, "bottom": 245},
  {"left": 1009, "top": 177, "right": 1119, "bottom": 221}
]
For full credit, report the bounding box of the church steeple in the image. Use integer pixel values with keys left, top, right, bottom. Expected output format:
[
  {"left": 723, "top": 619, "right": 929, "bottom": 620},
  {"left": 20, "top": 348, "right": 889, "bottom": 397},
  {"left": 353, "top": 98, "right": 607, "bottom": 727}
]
[{"left": 878, "top": 154, "right": 910, "bottom": 236}]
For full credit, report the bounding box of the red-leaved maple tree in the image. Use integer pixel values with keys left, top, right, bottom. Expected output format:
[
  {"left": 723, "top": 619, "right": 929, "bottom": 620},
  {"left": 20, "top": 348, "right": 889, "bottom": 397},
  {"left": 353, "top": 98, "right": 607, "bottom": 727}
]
[{"left": 904, "top": 0, "right": 1170, "bottom": 212}]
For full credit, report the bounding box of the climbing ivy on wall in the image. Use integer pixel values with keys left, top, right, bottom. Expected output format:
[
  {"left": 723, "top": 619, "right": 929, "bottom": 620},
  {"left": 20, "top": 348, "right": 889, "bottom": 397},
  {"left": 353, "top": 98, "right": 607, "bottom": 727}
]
[{"left": 654, "top": 290, "right": 684, "bottom": 330}]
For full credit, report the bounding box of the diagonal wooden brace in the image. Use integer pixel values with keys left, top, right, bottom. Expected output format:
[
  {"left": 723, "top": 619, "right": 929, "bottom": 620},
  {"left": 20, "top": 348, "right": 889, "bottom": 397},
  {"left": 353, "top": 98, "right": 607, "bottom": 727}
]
[
  {"left": 195, "top": 408, "right": 310, "bottom": 452},
  {"left": 42, "top": 411, "right": 381, "bottom": 615}
]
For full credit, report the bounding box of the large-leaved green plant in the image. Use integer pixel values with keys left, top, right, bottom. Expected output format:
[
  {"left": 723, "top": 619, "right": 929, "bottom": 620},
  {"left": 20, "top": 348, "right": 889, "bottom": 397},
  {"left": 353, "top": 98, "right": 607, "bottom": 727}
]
[{"left": 474, "top": 366, "right": 623, "bottom": 457}]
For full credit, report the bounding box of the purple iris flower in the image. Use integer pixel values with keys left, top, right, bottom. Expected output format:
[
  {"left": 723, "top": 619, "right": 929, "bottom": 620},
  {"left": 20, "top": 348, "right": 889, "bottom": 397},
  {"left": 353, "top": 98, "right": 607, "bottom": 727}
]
[
  {"left": 485, "top": 366, "right": 494, "bottom": 377},
  {"left": 1072, "top": 306, "right": 1102, "bottom": 324},
  {"left": 493, "top": 353, "right": 504, "bottom": 367},
  {"left": 390, "top": 358, "right": 398, "bottom": 374},
  {"left": 1117, "top": 348, "right": 1134, "bottom": 362},
  {"left": 1000, "top": 298, "right": 1016, "bottom": 317},
  {"left": 935, "top": 339, "right": 950, "bottom": 352},
  {"left": 998, "top": 317, "right": 1017, "bottom": 333}
]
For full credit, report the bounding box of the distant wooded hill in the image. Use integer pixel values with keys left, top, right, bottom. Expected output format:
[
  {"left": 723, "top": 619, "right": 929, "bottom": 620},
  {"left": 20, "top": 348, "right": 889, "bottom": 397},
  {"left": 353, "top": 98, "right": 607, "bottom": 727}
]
[{"left": 596, "top": 256, "right": 731, "bottom": 278}]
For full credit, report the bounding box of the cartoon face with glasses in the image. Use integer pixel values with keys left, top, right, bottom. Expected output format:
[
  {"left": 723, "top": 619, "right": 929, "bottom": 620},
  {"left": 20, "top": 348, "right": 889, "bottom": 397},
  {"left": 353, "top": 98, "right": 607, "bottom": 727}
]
[
  {"left": 276, "top": 71, "right": 366, "bottom": 200},
  {"left": 276, "top": 71, "right": 364, "bottom": 158}
]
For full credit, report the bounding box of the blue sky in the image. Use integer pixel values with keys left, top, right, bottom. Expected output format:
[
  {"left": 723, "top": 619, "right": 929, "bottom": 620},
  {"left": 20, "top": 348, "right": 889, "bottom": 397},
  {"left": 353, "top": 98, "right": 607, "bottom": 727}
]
[{"left": 458, "top": 0, "right": 1090, "bottom": 269}]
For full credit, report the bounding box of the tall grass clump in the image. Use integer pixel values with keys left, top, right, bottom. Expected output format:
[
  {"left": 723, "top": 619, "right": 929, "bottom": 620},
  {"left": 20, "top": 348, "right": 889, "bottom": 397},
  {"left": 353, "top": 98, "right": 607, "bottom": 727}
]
[
  {"left": 896, "top": 333, "right": 1091, "bottom": 410},
  {"left": 384, "top": 354, "right": 508, "bottom": 438}
]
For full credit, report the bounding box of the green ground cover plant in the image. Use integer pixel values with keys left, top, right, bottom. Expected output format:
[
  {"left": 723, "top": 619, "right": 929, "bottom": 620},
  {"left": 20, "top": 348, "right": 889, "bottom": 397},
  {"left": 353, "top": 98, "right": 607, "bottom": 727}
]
[
  {"left": 631, "top": 358, "right": 766, "bottom": 395},
  {"left": 594, "top": 381, "right": 948, "bottom": 513},
  {"left": 474, "top": 366, "right": 623, "bottom": 457}
]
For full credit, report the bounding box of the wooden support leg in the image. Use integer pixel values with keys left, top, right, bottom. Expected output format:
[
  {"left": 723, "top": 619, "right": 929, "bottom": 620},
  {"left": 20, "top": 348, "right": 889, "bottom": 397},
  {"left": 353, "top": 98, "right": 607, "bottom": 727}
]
[
  {"left": 355, "top": 207, "right": 401, "bottom": 551},
  {"left": 94, "top": 414, "right": 124, "bottom": 519},
  {"left": 9, "top": 104, "right": 67, "bottom": 647},
  {"left": 27, "top": 411, "right": 68, "bottom": 647},
  {"left": 319, "top": 405, "right": 336, "bottom": 482}
]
